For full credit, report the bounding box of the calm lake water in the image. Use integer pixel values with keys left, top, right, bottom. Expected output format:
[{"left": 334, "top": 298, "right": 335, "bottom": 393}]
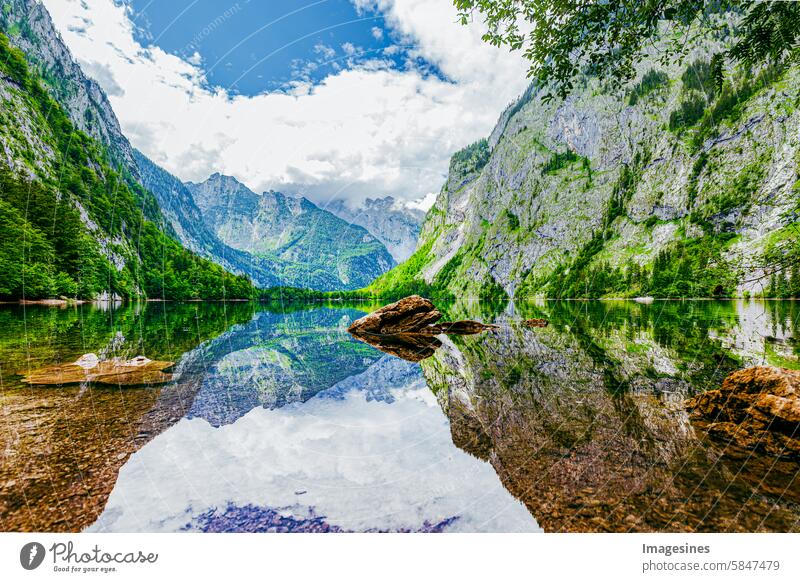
[{"left": 1, "top": 300, "right": 798, "bottom": 532}]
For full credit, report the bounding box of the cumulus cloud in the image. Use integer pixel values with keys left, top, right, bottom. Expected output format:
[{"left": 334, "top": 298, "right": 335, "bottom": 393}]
[
  {"left": 43, "top": 0, "right": 529, "bottom": 206},
  {"left": 79, "top": 59, "right": 125, "bottom": 97},
  {"left": 406, "top": 191, "right": 438, "bottom": 212}
]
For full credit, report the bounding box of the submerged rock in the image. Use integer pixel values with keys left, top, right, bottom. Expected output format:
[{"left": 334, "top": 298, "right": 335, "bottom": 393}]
[
  {"left": 21, "top": 354, "right": 175, "bottom": 386},
  {"left": 347, "top": 295, "right": 442, "bottom": 335},
  {"left": 685, "top": 366, "right": 800, "bottom": 458}
]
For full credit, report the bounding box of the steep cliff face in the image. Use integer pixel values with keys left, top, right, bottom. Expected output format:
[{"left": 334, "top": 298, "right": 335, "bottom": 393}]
[
  {"left": 398, "top": 30, "right": 799, "bottom": 300},
  {"left": 0, "top": 0, "right": 136, "bottom": 171},
  {"left": 187, "top": 174, "right": 395, "bottom": 290},
  {"left": 325, "top": 197, "right": 424, "bottom": 262}
]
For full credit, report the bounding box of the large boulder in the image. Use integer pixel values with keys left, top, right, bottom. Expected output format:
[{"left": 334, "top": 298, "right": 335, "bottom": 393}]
[
  {"left": 685, "top": 366, "right": 800, "bottom": 458},
  {"left": 348, "top": 296, "right": 442, "bottom": 335}
]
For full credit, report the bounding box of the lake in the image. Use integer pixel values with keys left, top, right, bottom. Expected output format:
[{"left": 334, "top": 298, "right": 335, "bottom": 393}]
[{"left": 0, "top": 299, "right": 798, "bottom": 532}]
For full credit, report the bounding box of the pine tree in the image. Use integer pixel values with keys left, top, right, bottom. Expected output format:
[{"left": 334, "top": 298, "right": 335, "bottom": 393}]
[
  {"left": 768, "top": 272, "right": 778, "bottom": 298},
  {"left": 790, "top": 263, "right": 800, "bottom": 298}
]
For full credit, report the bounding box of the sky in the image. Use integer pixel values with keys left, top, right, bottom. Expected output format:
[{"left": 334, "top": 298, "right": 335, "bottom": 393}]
[{"left": 43, "top": 0, "right": 530, "bottom": 209}]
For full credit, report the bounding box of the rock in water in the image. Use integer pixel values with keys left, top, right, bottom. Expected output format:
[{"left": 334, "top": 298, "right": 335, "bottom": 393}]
[
  {"left": 429, "top": 321, "right": 500, "bottom": 334},
  {"left": 21, "top": 355, "right": 175, "bottom": 386},
  {"left": 347, "top": 295, "right": 442, "bottom": 335},
  {"left": 685, "top": 366, "right": 800, "bottom": 458},
  {"left": 348, "top": 296, "right": 502, "bottom": 361}
]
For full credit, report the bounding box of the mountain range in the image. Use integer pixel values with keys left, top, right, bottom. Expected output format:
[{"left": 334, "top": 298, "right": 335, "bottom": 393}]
[
  {"left": 185, "top": 173, "right": 394, "bottom": 290},
  {"left": 0, "top": 0, "right": 409, "bottom": 296},
  {"left": 4, "top": 0, "right": 795, "bottom": 303}
]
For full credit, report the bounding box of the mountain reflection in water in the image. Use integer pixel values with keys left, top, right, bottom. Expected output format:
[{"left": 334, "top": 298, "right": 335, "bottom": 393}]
[{"left": 0, "top": 299, "right": 798, "bottom": 532}]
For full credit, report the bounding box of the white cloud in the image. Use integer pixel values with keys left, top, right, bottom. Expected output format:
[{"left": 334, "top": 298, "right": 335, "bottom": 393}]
[
  {"left": 371, "top": 26, "right": 384, "bottom": 40},
  {"left": 186, "top": 51, "right": 203, "bottom": 66},
  {"left": 341, "top": 41, "right": 358, "bottom": 56},
  {"left": 312, "top": 43, "right": 336, "bottom": 60},
  {"left": 406, "top": 191, "right": 437, "bottom": 212},
  {"left": 43, "top": 0, "right": 529, "bottom": 205}
]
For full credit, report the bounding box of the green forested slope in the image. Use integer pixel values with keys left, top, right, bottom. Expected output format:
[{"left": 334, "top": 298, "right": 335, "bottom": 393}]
[{"left": 0, "top": 33, "right": 253, "bottom": 300}]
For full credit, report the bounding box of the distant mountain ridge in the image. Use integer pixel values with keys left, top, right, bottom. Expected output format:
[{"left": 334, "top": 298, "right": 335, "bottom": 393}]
[
  {"left": 325, "top": 197, "right": 424, "bottom": 262},
  {"left": 186, "top": 174, "right": 395, "bottom": 290},
  {"left": 133, "top": 152, "right": 281, "bottom": 288}
]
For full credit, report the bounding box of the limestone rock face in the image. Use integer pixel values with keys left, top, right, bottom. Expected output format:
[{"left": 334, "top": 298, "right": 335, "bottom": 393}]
[
  {"left": 686, "top": 366, "right": 800, "bottom": 458},
  {"left": 348, "top": 296, "right": 442, "bottom": 335},
  {"left": 1, "top": 0, "right": 137, "bottom": 171},
  {"left": 397, "top": 20, "right": 800, "bottom": 299}
]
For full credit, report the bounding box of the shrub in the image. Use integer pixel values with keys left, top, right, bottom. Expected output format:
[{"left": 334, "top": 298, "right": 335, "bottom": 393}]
[
  {"left": 628, "top": 69, "right": 669, "bottom": 106},
  {"left": 669, "top": 92, "right": 706, "bottom": 131}
]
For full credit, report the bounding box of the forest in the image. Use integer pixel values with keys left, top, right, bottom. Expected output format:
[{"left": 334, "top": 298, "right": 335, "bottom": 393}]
[{"left": 0, "top": 32, "right": 254, "bottom": 301}]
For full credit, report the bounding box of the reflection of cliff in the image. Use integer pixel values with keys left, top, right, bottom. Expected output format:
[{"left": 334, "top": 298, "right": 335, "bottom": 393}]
[
  {"left": 421, "top": 308, "right": 800, "bottom": 532},
  {"left": 0, "top": 304, "right": 384, "bottom": 532}
]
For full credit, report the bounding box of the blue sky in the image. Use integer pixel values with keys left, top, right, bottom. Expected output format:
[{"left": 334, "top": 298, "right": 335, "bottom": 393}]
[
  {"left": 124, "top": 0, "right": 442, "bottom": 95},
  {"left": 46, "top": 0, "right": 528, "bottom": 206}
]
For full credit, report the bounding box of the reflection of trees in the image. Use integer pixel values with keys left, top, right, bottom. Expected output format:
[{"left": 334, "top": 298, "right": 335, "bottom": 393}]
[
  {"left": 0, "top": 302, "right": 335, "bottom": 532},
  {"left": 515, "top": 299, "right": 742, "bottom": 392},
  {"left": 0, "top": 301, "right": 257, "bottom": 369}
]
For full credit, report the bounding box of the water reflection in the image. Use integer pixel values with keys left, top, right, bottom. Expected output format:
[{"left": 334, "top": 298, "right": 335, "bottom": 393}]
[
  {"left": 0, "top": 301, "right": 255, "bottom": 532},
  {"left": 348, "top": 331, "right": 443, "bottom": 362},
  {"left": 0, "top": 301, "right": 534, "bottom": 532},
  {"left": 0, "top": 299, "right": 798, "bottom": 532},
  {"left": 185, "top": 308, "right": 385, "bottom": 426},
  {"left": 91, "top": 355, "right": 537, "bottom": 533},
  {"left": 422, "top": 299, "right": 800, "bottom": 532}
]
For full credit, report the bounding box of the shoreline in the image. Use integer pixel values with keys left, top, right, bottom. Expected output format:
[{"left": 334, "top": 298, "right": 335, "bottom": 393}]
[
  {"left": 0, "top": 296, "right": 796, "bottom": 307},
  {"left": 0, "top": 298, "right": 255, "bottom": 306}
]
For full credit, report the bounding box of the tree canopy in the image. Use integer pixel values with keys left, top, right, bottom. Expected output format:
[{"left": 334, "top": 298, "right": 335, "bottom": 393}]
[{"left": 454, "top": 0, "right": 800, "bottom": 100}]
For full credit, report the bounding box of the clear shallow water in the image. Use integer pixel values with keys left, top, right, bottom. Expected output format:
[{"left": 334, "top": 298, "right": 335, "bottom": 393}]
[{"left": 0, "top": 300, "right": 798, "bottom": 532}]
